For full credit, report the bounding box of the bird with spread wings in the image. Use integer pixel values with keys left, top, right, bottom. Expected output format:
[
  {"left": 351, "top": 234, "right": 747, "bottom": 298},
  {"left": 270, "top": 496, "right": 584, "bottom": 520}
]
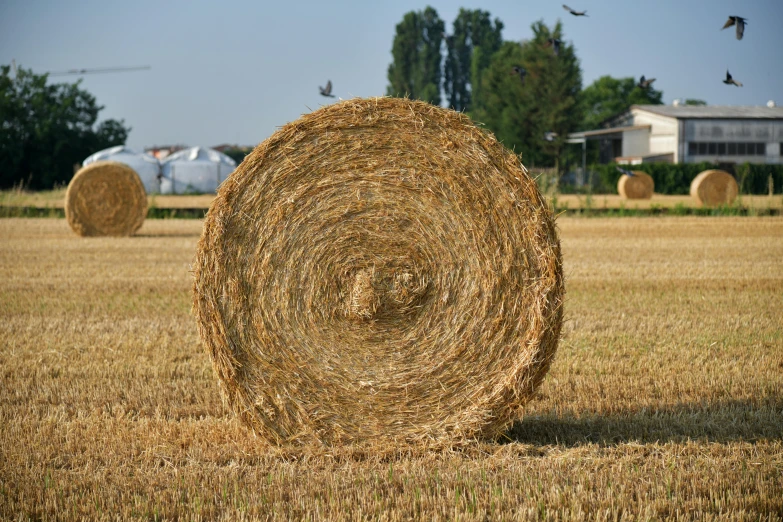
[
  {"left": 319, "top": 80, "right": 336, "bottom": 98},
  {"left": 562, "top": 4, "right": 588, "bottom": 16},
  {"left": 722, "top": 16, "right": 747, "bottom": 40}
]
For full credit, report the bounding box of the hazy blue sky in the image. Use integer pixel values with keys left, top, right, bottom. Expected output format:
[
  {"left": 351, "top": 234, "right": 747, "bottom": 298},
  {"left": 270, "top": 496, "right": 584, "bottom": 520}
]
[{"left": 2, "top": 0, "right": 781, "bottom": 151}]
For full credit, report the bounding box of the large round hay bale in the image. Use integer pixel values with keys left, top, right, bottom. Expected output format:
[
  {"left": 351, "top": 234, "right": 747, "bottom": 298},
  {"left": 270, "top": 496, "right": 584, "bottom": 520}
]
[
  {"left": 690, "top": 169, "right": 738, "bottom": 206},
  {"left": 617, "top": 171, "right": 654, "bottom": 199},
  {"left": 193, "top": 97, "right": 564, "bottom": 446},
  {"left": 65, "top": 161, "right": 147, "bottom": 236}
]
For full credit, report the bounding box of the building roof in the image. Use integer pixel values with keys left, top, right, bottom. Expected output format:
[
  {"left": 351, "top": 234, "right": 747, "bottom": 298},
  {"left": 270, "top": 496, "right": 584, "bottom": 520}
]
[
  {"left": 568, "top": 124, "right": 650, "bottom": 141},
  {"left": 632, "top": 104, "right": 783, "bottom": 119}
]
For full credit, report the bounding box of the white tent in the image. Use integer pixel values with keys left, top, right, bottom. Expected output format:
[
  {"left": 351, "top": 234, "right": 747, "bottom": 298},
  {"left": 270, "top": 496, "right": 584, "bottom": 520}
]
[
  {"left": 159, "top": 147, "right": 236, "bottom": 194},
  {"left": 82, "top": 146, "right": 162, "bottom": 194}
]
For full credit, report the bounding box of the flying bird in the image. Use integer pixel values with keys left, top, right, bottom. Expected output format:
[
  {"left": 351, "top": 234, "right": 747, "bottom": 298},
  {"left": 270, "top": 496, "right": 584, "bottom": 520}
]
[
  {"left": 319, "top": 80, "right": 336, "bottom": 97},
  {"left": 545, "top": 38, "right": 562, "bottom": 56},
  {"left": 616, "top": 166, "right": 635, "bottom": 177},
  {"left": 511, "top": 66, "right": 527, "bottom": 82},
  {"left": 562, "top": 4, "right": 588, "bottom": 16},
  {"left": 637, "top": 75, "right": 656, "bottom": 89},
  {"left": 723, "top": 70, "right": 743, "bottom": 87},
  {"left": 722, "top": 16, "right": 747, "bottom": 40}
]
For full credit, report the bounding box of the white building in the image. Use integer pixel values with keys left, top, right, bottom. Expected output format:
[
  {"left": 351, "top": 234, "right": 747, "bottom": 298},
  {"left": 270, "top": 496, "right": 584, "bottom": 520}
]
[
  {"left": 159, "top": 146, "right": 236, "bottom": 194},
  {"left": 568, "top": 104, "right": 783, "bottom": 165}
]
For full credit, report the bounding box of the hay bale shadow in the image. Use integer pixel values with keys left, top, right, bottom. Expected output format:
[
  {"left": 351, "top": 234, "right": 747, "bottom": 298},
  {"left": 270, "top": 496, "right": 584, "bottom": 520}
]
[{"left": 506, "top": 397, "right": 783, "bottom": 446}]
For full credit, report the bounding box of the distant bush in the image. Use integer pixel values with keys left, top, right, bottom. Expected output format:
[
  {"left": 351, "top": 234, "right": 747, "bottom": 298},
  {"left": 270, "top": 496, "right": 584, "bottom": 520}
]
[
  {"left": 578, "top": 162, "right": 783, "bottom": 195},
  {"left": 221, "top": 148, "right": 253, "bottom": 165}
]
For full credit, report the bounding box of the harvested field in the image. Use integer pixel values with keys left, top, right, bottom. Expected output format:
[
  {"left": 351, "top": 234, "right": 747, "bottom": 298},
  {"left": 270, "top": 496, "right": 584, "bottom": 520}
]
[{"left": 1, "top": 217, "right": 782, "bottom": 520}]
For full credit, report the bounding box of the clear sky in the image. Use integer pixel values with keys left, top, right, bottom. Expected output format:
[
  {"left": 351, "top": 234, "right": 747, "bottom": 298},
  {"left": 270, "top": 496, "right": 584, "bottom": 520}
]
[{"left": 2, "top": 0, "right": 781, "bottom": 151}]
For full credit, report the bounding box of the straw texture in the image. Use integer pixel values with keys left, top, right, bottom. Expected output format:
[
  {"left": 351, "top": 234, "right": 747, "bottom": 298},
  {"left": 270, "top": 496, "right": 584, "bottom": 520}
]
[
  {"left": 690, "top": 169, "right": 738, "bottom": 206},
  {"left": 192, "top": 97, "right": 564, "bottom": 446},
  {"left": 617, "top": 171, "right": 654, "bottom": 199},
  {"left": 65, "top": 161, "right": 147, "bottom": 237}
]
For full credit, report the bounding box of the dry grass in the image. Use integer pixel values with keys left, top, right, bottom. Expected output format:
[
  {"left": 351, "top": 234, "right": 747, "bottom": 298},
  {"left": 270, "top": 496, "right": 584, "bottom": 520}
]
[
  {"left": 4, "top": 189, "right": 783, "bottom": 213},
  {"left": 554, "top": 193, "right": 783, "bottom": 211},
  {"left": 0, "top": 188, "right": 215, "bottom": 210},
  {"left": 1, "top": 217, "right": 782, "bottom": 520}
]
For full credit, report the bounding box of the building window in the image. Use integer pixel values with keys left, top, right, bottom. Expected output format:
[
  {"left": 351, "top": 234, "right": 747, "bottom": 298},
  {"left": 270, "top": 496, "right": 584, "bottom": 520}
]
[{"left": 688, "top": 142, "right": 765, "bottom": 156}]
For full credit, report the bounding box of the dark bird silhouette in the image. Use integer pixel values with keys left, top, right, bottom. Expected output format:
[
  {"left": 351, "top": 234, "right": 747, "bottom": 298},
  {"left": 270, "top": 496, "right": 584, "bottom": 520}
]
[
  {"left": 562, "top": 4, "right": 588, "bottom": 16},
  {"left": 544, "top": 131, "right": 558, "bottom": 142},
  {"left": 545, "top": 38, "right": 562, "bottom": 56},
  {"left": 723, "top": 70, "right": 743, "bottom": 87},
  {"left": 617, "top": 166, "right": 635, "bottom": 177},
  {"left": 319, "top": 80, "right": 336, "bottom": 97},
  {"left": 637, "top": 75, "right": 656, "bottom": 89},
  {"left": 511, "top": 66, "right": 527, "bottom": 82},
  {"left": 722, "top": 16, "right": 747, "bottom": 40}
]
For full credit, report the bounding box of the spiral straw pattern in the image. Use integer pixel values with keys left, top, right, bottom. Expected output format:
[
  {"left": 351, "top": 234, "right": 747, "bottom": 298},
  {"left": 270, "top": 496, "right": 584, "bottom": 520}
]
[
  {"left": 618, "top": 171, "right": 654, "bottom": 199},
  {"left": 65, "top": 161, "right": 147, "bottom": 237},
  {"left": 690, "top": 169, "right": 739, "bottom": 206},
  {"left": 193, "top": 97, "right": 564, "bottom": 446}
]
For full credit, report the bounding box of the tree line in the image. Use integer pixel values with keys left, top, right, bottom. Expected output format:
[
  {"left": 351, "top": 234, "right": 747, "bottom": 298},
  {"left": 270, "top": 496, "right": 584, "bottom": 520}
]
[
  {"left": 386, "top": 7, "right": 667, "bottom": 169},
  {"left": 0, "top": 65, "right": 130, "bottom": 190}
]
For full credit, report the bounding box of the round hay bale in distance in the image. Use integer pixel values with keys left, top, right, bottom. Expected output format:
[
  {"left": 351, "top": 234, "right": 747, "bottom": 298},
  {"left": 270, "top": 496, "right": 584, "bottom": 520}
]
[
  {"left": 690, "top": 169, "right": 738, "bottom": 206},
  {"left": 193, "top": 97, "right": 564, "bottom": 446},
  {"left": 617, "top": 171, "right": 654, "bottom": 199},
  {"left": 65, "top": 161, "right": 147, "bottom": 236}
]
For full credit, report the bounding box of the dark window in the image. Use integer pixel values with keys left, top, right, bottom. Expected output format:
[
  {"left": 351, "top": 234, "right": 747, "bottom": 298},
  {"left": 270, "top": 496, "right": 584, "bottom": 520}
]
[
  {"left": 780, "top": 143, "right": 783, "bottom": 156},
  {"left": 686, "top": 142, "right": 769, "bottom": 156}
]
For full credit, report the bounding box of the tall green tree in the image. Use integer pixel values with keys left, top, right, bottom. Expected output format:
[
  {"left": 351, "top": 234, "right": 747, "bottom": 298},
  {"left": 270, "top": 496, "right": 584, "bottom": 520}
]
[
  {"left": 580, "top": 75, "right": 663, "bottom": 130},
  {"left": 471, "top": 21, "right": 583, "bottom": 169},
  {"left": 386, "top": 7, "right": 445, "bottom": 105},
  {"left": 0, "top": 64, "right": 130, "bottom": 189},
  {"left": 443, "top": 9, "right": 503, "bottom": 112}
]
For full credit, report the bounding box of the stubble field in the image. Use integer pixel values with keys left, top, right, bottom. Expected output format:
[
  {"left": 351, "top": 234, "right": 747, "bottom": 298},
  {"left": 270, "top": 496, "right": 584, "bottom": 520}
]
[{"left": 1, "top": 216, "right": 781, "bottom": 520}]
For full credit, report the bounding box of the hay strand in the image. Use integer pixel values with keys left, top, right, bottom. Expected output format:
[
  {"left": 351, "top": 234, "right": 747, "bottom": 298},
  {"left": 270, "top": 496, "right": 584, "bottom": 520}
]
[
  {"left": 192, "top": 97, "right": 564, "bottom": 446},
  {"left": 617, "top": 171, "right": 654, "bottom": 199},
  {"left": 690, "top": 169, "right": 738, "bottom": 206},
  {"left": 65, "top": 161, "right": 147, "bottom": 236}
]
